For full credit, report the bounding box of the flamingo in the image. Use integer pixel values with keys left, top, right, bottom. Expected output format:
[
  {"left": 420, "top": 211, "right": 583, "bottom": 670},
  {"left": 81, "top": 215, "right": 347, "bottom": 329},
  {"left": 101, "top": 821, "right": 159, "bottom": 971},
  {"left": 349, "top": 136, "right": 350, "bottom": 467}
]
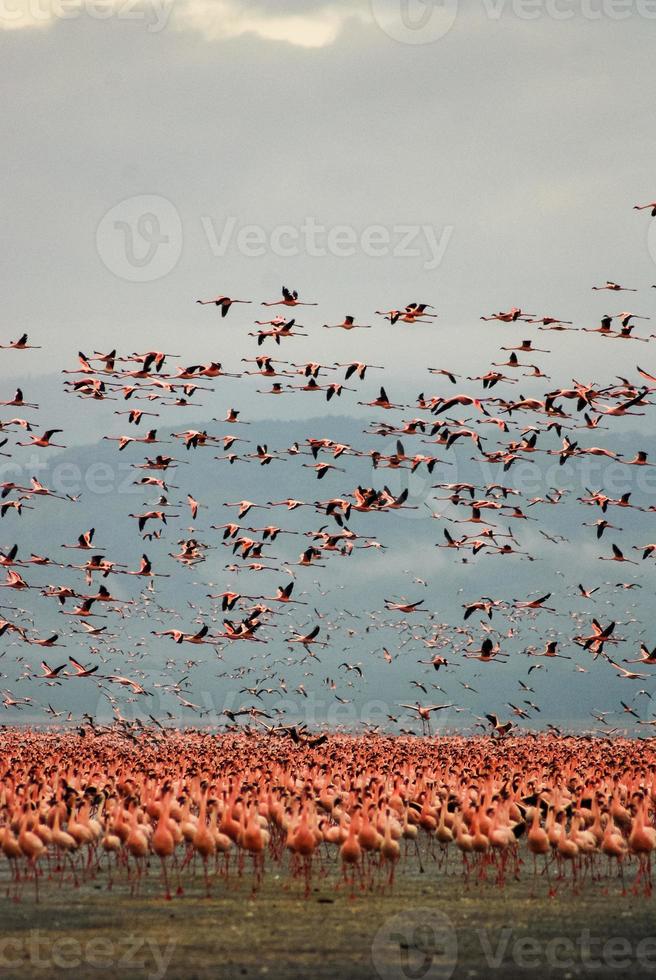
[
  {"left": 0, "top": 333, "right": 41, "bottom": 350},
  {"left": 262, "top": 286, "right": 317, "bottom": 307},
  {"left": 17, "top": 428, "right": 66, "bottom": 448},
  {"left": 399, "top": 701, "right": 454, "bottom": 734},
  {"left": 196, "top": 295, "right": 252, "bottom": 317},
  {"left": 323, "top": 315, "right": 371, "bottom": 330}
]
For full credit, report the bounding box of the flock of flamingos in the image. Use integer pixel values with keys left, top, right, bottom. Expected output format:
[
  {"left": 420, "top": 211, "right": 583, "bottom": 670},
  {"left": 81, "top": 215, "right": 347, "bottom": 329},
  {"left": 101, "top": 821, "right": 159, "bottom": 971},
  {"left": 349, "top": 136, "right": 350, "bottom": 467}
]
[{"left": 2, "top": 198, "right": 656, "bottom": 901}]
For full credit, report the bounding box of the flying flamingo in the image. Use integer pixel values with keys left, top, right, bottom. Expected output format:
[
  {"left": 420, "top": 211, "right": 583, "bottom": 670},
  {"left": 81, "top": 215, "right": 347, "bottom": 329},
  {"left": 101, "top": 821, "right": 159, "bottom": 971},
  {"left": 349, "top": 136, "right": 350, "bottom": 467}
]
[
  {"left": 323, "top": 315, "right": 371, "bottom": 330},
  {"left": 17, "top": 429, "right": 66, "bottom": 448},
  {"left": 196, "top": 295, "right": 252, "bottom": 317},
  {"left": 399, "top": 702, "right": 454, "bottom": 734},
  {"left": 262, "top": 286, "right": 317, "bottom": 307},
  {"left": 0, "top": 333, "right": 41, "bottom": 350}
]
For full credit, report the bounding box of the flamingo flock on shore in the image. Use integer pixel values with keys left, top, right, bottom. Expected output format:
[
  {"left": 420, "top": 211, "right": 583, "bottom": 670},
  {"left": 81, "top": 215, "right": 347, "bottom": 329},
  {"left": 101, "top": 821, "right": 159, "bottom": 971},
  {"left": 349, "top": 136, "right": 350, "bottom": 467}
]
[{"left": 2, "top": 730, "right": 656, "bottom": 902}]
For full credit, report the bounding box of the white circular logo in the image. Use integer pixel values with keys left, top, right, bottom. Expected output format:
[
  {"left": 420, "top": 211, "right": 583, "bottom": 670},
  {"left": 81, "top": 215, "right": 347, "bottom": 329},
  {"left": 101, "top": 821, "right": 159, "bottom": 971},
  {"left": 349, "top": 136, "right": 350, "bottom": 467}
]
[
  {"left": 370, "top": 0, "right": 459, "bottom": 44},
  {"left": 372, "top": 908, "right": 457, "bottom": 980},
  {"left": 646, "top": 218, "right": 656, "bottom": 270},
  {"left": 96, "top": 194, "right": 182, "bottom": 282}
]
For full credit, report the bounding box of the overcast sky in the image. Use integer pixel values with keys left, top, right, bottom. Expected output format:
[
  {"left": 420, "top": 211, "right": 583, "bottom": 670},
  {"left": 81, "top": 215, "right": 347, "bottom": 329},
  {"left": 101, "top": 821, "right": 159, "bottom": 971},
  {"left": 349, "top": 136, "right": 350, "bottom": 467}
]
[{"left": 2, "top": 0, "right": 656, "bottom": 391}]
